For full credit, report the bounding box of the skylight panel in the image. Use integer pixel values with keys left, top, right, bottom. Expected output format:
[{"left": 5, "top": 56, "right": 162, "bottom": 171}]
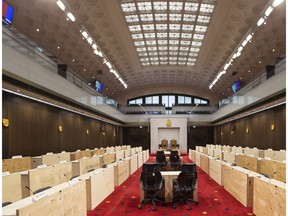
[
  {"left": 140, "top": 58, "right": 149, "bottom": 62},
  {"left": 160, "top": 57, "right": 168, "bottom": 61},
  {"left": 189, "top": 52, "right": 198, "bottom": 57},
  {"left": 170, "top": 62, "right": 177, "bottom": 65},
  {"left": 183, "top": 14, "right": 196, "bottom": 22},
  {"left": 193, "top": 34, "right": 204, "bottom": 40},
  {"left": 137, "top": 47, "right": 147, "bottom": 52},
  {"left": 182, "top": 24, "right": 194, "bottom": 31},
  {"left": 138, "top": 52, "right": 148, "bottom": 56},
  {"left": 178, "top": 57, "right": 186, "bottom": 61},
  {"left": 169, "top": 46, "right": 178, "bottom": 51},
  {"left": 169, "top": 24, "right": 181, "bottom": 31},
  {"left": 169, "top": 40, "right": 179, "bottom": 45},
  {"left": 147, "top": 47, "right": 157, "bottom": 52},
  {"left": 125, "top": 15, "right": 139, "bottom": 23},
  {"left": 179, "top": 51, "right": 188, "bottom": 56},
  {"left": 158, "top": 40, "right": 168, "bottom": 45},
  {"left": 184, "top": 2, "right": 199, "bottom": 12},
  {"left": 159, "top": 52, "right": 168, "bottom": 55},
  {"left": 180, "top": 40, "right": 190, "bottom": 45},
  {"left": 121, "top": 3, "right": 137, "bottom": 12},
  {"left": 149, "top": 51, "right": 158, "bottom": 56},
  {"left": 190, "top": 47, "right": 200, "bottom": 52},
  {"left": 158, "top": 46, "right": 168, "bottom": 50},
  {"left": 156, "top": 24, "right": 168, "bottom": 30},
  {"left": 195, "top": 25, "right": 207, "bottom": 32},
  {"left": 153, "top": 2, "right": 167, "bottom": 10},
  {"left": 151, "top": 62, "right": 159, "bottom": 65},
  {"left": 134, "top": 41, "right": 145, "bottom": 46},
  {"left": 182, "top": 33, "right": 192, "bottom": 38},
  {"left": 169, "top": 51, "right": 178, "bottom": 55},
  {"left": 169, "top": 2, "right": 183, "bottom": 11},
  {"left": 179, "top": 47, "right": 189, "bottom": 51},
  {"left": 140, "top": 14, "right": 153, "bottom": 22},
  {"left": 192, "top": 41, "right": 202, "bottom": 47},
  {"left": 137, "top": 2, "right": 152, "bottom": 11},
  {"left": 144, "top": 33, "right": 156, "bottom": 38},
  {"left": 157, "top": 32, "right": 167, "bottom": 38},
  {"left": 142, "top": 62, "right": 150, "bottom": 66},
  {"left": 132, "top": 34, "right": 143, "bottom": 39},
  {"left": 146, "top": 40, "right": 156, "bottom": 45},
  {"left": 169, "top": 14, "right": 181, "bottom": 22},
  {"left": 160, "top": 61, "right": 168, "bottom": 65},
  {"left": 150, "top": 57, "right": 159, "bottom": 61},
  {"left": 197, "top": 15, "right": 210, "bottom": 23},
  {"left": 155, "top": 13, "right": 167, "bottom": 21},
  {"left": 200, "top": 4, "right": 214, "bottom": 13},
  {"left": 169, "top": 57, "right": 177, "bottom": 61},
  {"left": 169, "top": 32, "right": 180, "bottom": 38},
  {"left": 187, "top": 62, "right": 195, "bottom": 66},
  {"left": 178, "top": 62, "right": 186, "bottom": 65},
  {"left": 143, "top": 24, "right": 155, "bottom": 31},
  {"left": 129, "top": 25, "right": 141, "bottom": 32}
]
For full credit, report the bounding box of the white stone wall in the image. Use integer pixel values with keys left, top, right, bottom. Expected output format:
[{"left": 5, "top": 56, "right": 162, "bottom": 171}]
[{"left": 150, "top": 117, "right": 187, "bottom": 153}]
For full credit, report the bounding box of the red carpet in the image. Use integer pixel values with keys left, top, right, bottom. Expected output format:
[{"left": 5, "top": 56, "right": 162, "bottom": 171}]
[{"left": 87, "top": 155, "right": 255, "bottom": 216}]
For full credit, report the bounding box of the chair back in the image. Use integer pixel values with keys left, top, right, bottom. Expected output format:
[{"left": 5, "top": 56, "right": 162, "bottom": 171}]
[
  {"left": 170, "top": 151, "right": 180, "bottom": 163},
  {"left": 140, "top": 163, "right": 163, "bottom": 191},
  {"left": 142, "top": 163, "right": 160, "bottom": 174},
  {"left": 156, "top": 151, "right": 166, "bottom": 163},
  {"left": 180, "top": 163, "right": 197, "bottom": 189}
]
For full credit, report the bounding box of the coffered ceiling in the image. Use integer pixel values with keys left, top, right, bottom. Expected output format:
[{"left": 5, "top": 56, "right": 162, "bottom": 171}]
[{"left": 4, "top": 0, "right": 286, "bottom": 103}]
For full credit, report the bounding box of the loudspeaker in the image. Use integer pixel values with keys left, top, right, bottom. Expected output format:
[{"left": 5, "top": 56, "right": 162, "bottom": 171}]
[{"left": 58, "top": 64, "right": 67, "bottom": 78}]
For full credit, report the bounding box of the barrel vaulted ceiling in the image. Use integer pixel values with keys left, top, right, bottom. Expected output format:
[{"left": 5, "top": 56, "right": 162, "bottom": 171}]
[{"left": 5, "top": 0, "right": 286, "bottom": 103}]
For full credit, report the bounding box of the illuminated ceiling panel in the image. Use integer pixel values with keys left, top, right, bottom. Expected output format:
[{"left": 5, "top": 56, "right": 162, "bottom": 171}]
[{"left": 120, "top": 0, "right": 216, "bottom": 66}]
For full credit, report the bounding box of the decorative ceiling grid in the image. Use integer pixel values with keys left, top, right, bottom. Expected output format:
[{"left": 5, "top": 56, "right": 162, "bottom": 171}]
[{"left": 120, "top": 0, "right": 217, "bottom": 67}]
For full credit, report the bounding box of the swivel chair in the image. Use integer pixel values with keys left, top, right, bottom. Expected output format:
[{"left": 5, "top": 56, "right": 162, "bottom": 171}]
[
  {"left": 169, "top": 151, "right": 181, "bottom": 171},
  {"left": 172, "top": 163, "right": 198, "bottom": 210},
  {"left": 160, "top": 139, "right": 168, "bottom": 151},
  {"left": 139, "top": 163, "right": 164, "bottom": 211},
  {"left": 155, "top": 151, "right": 167, "bottom": 171}
]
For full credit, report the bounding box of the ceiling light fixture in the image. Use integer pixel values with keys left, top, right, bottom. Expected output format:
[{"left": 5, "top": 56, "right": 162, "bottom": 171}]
[
  {"left": 56, "top": 0, "right": 66, "bottom": 11},
  {"left": 67, "top": 12, "right": 76, "bottom": 22}
]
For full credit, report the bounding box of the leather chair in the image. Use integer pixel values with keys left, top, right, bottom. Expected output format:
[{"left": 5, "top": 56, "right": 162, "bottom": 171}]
[
  {"left": 138, "top": 163, "right": 164, "bottom": 211},
  {"left": 169, "top": 150, "right": 181, "bottom": 170},
  {"left": 160, "top": 139, "right": 168, "bottom": 151},
  {"left": 155, "top": 151, "right": 167, "bottom": 171},
  {"left": 172, "top": 163, "right": 198, "bottom": 210},
  {"left": 170, "top": 139, "right": 179, "bottom": 151}
]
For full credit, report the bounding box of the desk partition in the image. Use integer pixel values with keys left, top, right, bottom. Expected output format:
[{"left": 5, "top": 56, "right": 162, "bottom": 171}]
[
  {"left": 25, "top": 162, "right": 73, "bottom": 195},
  {"left": 78, "top": 167, "right": 114, "bottom": 210},
  {"left": 32, "top": 154, "right": 59, "bottom": 168},
  {"left": 70, "top": 150, "right": 91, "bottom": 160},
  {"left": 258, "top": 158, "right": 286, "bottom": 183},
  {"left": 2, "top": 181, "right": 87, "bottom": 216},
  {"left": 235, "top": 155, "right": 258, "bottom": 172},
  {"left": 72, "top": 156, "right": 101, "bottom": 176},
  {"left": 2, "top": 173, "right": 27, "bottom": 203},
  {"left": 2, "top": 157, "right": 32, "bottom": 173}
]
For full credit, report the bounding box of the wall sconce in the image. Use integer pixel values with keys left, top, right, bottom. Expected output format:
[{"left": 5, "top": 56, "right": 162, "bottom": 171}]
[
  {"left": 2, "top": 118, "right": 9, "bottom": 127},
  {"left": 271, "top": 124, "right": 275, "bottom": 131},
  {"left": 100, "top": 127, "right": 105, "bottom": 136},
  {"left": 86, "top": 129, "right": 89, "bottom": 135},
  {"left": 58, "top": 125, "right": 63, "bottom": 133},
  {"left": 221, "top": 132, "right": 223, "bottom": 136},
  {"left": 246, "top": 128, "right": 249, "bottom": 133}
]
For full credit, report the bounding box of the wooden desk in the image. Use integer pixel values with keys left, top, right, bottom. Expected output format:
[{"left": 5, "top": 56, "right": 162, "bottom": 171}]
[
  {"left": 200, "top": 154, "right": 209, "bottom": 174},
  {"left": 2, "top": 173, "right": 27, "bottom": 203},
  {"left": 129, "top": 155, "right": 138, "bottom": 175},
  {"left": 113, "top": 160, "right": 130, "bottom": 186},
  {"left": 91, "top": 148, "right": 105, "bottom": 156},
  {"left": 2, "top": 180, "right": 87, "bottom": 216},
  {"left": 32, "top": 154, "right": 59, "bottom": 168},
  {"left": 253, "top": 177, "right": 286, "bottom": 216},
  {"left": 115, "top": 150, "right": 124, "bottom": 162},
  {"left": 3, "top": 157, "right": 32, "bottom": 173},
  {"left": 137, "top": 152, "right": 143, "bottom": 169},
  {"left": 56, "top": 152, "right": 71, "bottom": 162},
  {"left": 72, "top": 156, "right": 101, "bottom": 176},
  {"left": 235, "top": 154, "right": 258, "bottom": 172},
  {"left": 78, "top": 167, "right": 114, "bottom": 210},
  {"left": 70, "top": 150, "right": 91, "bottom": 160},
  {"left": 25, "top": 162, "right": 73, "bottom": 195},
  {"left": 223, "top": 151, "right": 236, "bottom": 164},
  {"left": 195, "top": 151, "right": 201, "bottom": 166},
  {"left": 124, "top": 149, "right": 131, "bottom": 158},
  {"left": 258, "top": 158, "right": 286, "bottom": 183},
  {"left": 223, "top": 165, "right": 261, "bottom": 207},
  {"left": 101, "top": 153, "right": 115, "bottom": 166}
]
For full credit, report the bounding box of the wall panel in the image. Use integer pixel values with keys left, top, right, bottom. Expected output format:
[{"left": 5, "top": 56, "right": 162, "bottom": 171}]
[{"left": 123, "top": 127, "right": 150, "bottom": 150}]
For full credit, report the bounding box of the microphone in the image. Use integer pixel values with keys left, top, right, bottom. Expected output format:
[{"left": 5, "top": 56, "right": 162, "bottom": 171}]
[
  {"left": 63, "top": 173, "right": 69, "bottom": 181},
  {"left": 25, "top": 186, "right": 34, "bottom": 195}
]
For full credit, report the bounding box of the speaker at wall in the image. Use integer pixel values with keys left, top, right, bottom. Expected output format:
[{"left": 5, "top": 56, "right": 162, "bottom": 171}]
[{"left": 58, "top": 64, "right": 67, "bottom": 78}]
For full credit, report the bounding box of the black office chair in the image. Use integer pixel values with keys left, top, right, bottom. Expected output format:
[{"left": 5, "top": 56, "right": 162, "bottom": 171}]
[
  {"left": 169, "top": 151, "right": 181, "bottom": 171},
  {"left": 172, "top": 163, "right": 198, "bottom": 210},
  {"left": 156, "top": 151, "right": 167, "bottom": 171},
  {"left": 2, "top": 201, "right": 12, "bottom": 207},
  {"left": 138, "top": 163, "right": 164, "bottom": 211}
]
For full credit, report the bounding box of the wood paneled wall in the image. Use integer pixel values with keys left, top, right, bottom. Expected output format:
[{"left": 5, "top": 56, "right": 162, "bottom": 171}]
[
  {"left": 188, "top": 126, "right": 214, "bottom": 151},
  {"left": 2, "top": 92, "right": 118, "bottom": 159},
  {"left": 123, "top": 126, "right": 150, "bottom": 150},
  {"left": 215, "top": 105, "right": 286, "bottom": 150}
]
